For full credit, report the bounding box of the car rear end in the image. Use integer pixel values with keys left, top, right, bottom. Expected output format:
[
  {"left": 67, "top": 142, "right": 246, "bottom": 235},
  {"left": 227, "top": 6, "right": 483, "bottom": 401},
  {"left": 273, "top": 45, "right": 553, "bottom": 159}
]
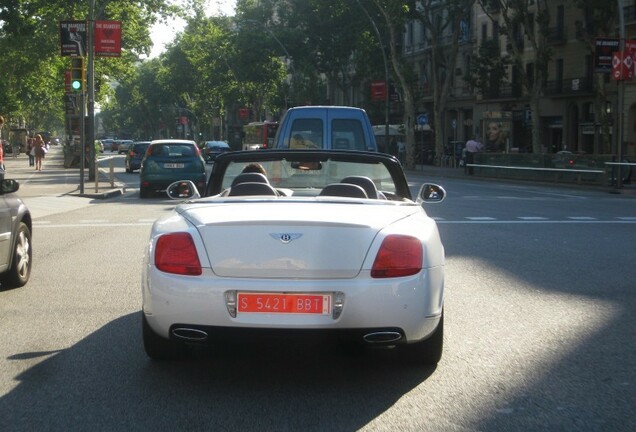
[
  {"left": 139, "top": 141, "right": 206, "bottom": 198},
  {"left": 127, "top": 142, "right": 150, "bottom": 172},
  {"left": 142, "top": 201, "right": 444, "bottom": 349}
]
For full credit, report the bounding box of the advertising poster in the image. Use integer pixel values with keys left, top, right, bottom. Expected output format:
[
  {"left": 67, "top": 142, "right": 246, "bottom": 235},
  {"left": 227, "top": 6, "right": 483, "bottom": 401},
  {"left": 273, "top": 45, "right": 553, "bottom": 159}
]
[
  {"left": 60, "top": 21, "right": 87, "bottom": 57},
  {"left": 95, "top": 20, "right": 122, "bottom": 57},
  {"left": 482, "top": 112, "right": 511, "bottom": 153}
]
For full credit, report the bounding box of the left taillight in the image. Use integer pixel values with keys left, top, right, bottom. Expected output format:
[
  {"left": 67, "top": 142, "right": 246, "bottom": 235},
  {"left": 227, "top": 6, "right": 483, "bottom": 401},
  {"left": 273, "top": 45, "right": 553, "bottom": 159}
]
[
  {"left": 371, "top": 235, "right": 423, "bottom": 278},
  {"left": 154, "top": 232, "right": 202, "bottom": 276}
]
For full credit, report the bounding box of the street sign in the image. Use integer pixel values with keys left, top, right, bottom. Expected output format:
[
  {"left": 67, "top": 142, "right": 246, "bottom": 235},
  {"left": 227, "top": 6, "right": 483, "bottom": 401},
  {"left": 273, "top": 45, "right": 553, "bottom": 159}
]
[
  {"left": 94, "top": 20, "right": 122, "bottom": 57},
  {"left": 60, "top": 20, "right": 87, "bottom": 57},
  {"left": 417, "top": 114, "right": 428, "bottom": 126},
  {"left": 451, "top": 119, "right": 457, "bottom": 129}
]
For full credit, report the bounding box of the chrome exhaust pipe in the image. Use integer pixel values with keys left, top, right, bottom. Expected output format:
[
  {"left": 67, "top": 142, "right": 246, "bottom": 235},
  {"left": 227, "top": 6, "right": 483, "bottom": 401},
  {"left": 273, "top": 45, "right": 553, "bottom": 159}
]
[
  {"left": 172, "top": 327, "right": 208, "bottom": 342},
  {"left": 363, "top": 331, "right": 402, "bottom": 344}
]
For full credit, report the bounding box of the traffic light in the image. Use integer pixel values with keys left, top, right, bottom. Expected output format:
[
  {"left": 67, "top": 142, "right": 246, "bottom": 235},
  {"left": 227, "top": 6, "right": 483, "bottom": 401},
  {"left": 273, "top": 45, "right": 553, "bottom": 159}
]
[{"left": 70, "top": 57, "right": 85, "bottom": 92}]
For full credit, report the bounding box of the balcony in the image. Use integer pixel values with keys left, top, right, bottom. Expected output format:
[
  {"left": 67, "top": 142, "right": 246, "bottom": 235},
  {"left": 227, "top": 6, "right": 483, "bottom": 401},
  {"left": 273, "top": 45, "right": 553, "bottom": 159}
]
[
  {"left": 544, "top": 76, "right": 594, "bottom": 96},
  {"left": 480, "top": 84, "right": 523, "bottom": 100}
]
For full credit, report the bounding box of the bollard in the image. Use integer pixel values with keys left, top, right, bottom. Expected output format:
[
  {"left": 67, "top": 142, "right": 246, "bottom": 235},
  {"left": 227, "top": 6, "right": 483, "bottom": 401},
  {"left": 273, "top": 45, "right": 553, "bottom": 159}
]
[
  {"left": 95, "top": 162, "right": 99, "bottom": 192},
  {"left": 110, "top": 159, "right": 114, "bottom": 187}
]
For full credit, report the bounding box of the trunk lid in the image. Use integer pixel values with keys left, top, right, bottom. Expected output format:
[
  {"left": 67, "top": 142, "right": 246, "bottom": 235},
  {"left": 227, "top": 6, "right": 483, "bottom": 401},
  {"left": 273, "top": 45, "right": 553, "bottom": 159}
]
[{"left": 182, "top": 201, "right": 417, "bottom": 278}]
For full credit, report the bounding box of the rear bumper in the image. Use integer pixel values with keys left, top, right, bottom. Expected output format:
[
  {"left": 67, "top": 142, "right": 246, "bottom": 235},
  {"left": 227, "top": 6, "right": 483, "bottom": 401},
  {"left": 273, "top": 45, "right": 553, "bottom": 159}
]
[{"left": 142, "top": 265, "right": 444, "bottom": 344}]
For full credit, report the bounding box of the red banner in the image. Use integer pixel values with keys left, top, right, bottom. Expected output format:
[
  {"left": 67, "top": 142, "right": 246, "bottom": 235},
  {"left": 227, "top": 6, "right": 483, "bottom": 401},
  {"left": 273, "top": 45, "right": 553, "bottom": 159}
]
[
  {"left": 370, "top": 80, "right": 387, "bottom": 102},
  {"left": 612, "top": 51, "right": 633, "bottom": 81},
  {"left": 94, "top": 20, "right": 121, "bottom": 57}
]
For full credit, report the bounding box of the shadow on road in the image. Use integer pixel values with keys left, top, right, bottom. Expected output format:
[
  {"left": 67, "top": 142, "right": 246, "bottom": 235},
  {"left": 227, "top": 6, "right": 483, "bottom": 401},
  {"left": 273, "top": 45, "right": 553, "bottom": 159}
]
[{"left": 0, "top": 312, "right": 435, "bottom": 430}]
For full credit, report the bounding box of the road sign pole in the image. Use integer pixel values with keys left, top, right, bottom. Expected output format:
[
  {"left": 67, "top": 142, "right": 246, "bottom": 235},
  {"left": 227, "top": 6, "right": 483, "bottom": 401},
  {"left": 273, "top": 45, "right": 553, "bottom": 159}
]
[
  {"left": 80, "top": 92, "right": 85, "bottom": 194},
  {"left": 87, "top": 0, "right": 96, "bottom": 181}
]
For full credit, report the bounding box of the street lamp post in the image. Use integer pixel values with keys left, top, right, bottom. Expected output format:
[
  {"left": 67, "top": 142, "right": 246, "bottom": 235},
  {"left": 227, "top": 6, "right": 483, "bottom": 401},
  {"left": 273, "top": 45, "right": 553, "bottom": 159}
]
[{"left": 616, "top": 0, "right": 625, "bottom": 189}]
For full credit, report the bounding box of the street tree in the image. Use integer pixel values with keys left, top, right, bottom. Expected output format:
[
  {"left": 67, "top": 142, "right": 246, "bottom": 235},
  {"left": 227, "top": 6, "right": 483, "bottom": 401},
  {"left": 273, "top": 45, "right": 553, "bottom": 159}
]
[
  {"left": 412, "top": 0, "right": 476, "bottom": 165},
  {"left": 372, "top": 0, "right": 419, "bottom": 168},
  {"left": 573, "top": 0, "right": 618, "bottom": 154},
  {"left": 478, "top": 0, "right": 553, "bottom": 154}
]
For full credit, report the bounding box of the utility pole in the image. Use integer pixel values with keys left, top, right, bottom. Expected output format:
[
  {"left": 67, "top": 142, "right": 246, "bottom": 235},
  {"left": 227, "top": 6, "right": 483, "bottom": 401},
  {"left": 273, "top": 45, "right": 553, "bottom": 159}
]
[{"left": 87, "top": 0, "right": 96, "bottom": 181}]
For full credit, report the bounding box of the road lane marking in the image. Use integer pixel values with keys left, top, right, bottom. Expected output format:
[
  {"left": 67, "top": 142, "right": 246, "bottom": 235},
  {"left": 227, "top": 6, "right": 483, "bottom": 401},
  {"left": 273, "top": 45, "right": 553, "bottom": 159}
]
[
  {"left": 518, "top": 217, "right": 549, "bottom": 220},
  {"left": 567, "top": 216, "right": 597, "bottom": 220}
]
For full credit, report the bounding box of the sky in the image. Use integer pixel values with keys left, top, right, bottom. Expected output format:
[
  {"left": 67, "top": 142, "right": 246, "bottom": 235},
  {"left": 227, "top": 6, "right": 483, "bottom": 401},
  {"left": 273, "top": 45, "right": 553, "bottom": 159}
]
[{"left": 148, "top": 0, "right": 236, "bottom": 58}]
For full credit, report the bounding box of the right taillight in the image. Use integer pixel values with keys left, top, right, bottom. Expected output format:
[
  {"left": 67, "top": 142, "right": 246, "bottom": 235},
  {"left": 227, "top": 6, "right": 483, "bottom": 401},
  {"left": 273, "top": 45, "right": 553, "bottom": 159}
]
[
  {"left": 154, "top": 232, "right": 202, "bottom": 276},
  {"left": 371, "top": 235, "right": 422, "bottom": 278}
]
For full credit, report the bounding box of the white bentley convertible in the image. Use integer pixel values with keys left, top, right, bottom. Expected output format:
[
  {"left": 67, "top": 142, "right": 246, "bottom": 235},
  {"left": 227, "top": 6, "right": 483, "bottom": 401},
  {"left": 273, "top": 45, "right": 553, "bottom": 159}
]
[{"left": 142, "top": 150, "right": 446, "bottom": 365}]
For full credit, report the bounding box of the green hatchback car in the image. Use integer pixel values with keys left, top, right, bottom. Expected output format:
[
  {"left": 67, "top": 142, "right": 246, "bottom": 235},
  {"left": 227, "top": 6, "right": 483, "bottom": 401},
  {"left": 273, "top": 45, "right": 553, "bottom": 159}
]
[{"left": 139, "top": 139, "right": 206, "bottom": 198}]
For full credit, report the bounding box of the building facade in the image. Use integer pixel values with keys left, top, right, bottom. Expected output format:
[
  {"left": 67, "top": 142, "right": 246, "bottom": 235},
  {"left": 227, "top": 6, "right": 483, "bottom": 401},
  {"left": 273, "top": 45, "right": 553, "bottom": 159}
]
[{"left": 399, "top": 0, "right": 636, "bottom": 159}]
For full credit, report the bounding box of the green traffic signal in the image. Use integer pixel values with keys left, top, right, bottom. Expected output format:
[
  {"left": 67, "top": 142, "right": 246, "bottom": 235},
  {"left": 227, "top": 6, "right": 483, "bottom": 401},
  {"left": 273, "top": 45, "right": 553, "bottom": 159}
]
[{"left": 71, "top": 80, "right": 82, "bottom": 91}]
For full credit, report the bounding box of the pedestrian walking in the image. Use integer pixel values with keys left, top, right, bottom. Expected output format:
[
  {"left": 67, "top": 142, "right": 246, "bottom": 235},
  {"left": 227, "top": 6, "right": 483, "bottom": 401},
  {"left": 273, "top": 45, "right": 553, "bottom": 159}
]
[
  {"left": 0, "top": 135, "right": 4, "bottom": 171},
  {"left": 27, "top": 136, "right": 35, "bottom": 166},
  {"left": 33, "top": 134, "right": 46, "bottom": 171},
  {"left": 464, "top": 136, "right": 483, "bottom": 175},
  {"left": 0, "top": 115, "right": 4, "bottom": 171}
]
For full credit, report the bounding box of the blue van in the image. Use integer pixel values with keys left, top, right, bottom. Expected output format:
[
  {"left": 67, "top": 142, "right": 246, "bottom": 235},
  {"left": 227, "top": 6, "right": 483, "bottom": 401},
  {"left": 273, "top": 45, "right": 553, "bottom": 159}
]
[{"left": 273, "top": 106, "right": 378, "bottom": 152}]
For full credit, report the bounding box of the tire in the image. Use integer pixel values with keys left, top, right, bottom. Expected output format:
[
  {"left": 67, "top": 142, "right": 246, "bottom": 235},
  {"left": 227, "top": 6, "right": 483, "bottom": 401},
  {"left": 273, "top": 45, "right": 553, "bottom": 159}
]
[
  {"left": 142, "top": 313, "right": 187, "bottom": 360},
  {"left": 2, "top": 222, "right": 32, "bottom": 288},
  {"left": 139, "top": 186, "right": 151, "bottom": 199},
  {"left": 401, "top": 310, "right": 443, "bottom": 366}
]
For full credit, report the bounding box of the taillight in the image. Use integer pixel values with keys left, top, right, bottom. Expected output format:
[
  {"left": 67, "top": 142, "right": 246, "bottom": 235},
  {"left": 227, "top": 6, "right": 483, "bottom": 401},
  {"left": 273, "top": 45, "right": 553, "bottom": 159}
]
[
  {"left": 154, "top": 233, "right": 202, "bottom": 275},
  {"left": 371, "top": 235, "right": 422, "bottom": 278}
]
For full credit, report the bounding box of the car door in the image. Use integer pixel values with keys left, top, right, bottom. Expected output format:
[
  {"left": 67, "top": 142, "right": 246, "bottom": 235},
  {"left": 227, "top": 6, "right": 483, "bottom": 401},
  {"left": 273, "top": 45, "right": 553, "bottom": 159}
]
[{"left": 0, "top": 195, "right": 13, "bottom": 272}]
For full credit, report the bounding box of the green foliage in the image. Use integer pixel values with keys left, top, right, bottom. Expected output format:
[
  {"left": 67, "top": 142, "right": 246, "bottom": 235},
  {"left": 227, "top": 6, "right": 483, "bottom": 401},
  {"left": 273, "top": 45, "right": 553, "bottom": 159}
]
[
  {"left": 0, "top": 0, "right": 175, "bottom": 133},
  {"left": 466, "top": 39, "right": 510, "bottom": 98}
]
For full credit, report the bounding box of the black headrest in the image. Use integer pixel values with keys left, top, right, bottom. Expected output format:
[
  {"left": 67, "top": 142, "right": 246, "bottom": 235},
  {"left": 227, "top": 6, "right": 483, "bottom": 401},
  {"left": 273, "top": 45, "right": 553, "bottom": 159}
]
[
  {"left": 340, "top": 176, "right": 378, "bottom": 199},
  {"left": 228, "top": 182, "right": 278, "bottom": 197},
  {"left": 231, "top": 172, "right": 269, "bottom": 187},
  {"left": 318, "top": 183, "right": 368, "bottom": 199}
]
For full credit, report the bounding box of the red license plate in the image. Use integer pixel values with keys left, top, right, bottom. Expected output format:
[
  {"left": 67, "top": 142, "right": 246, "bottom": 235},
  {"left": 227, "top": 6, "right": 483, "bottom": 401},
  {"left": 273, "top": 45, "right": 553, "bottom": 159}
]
[{"left": 237, "top": 293, "right": 331, "bottom": 315}]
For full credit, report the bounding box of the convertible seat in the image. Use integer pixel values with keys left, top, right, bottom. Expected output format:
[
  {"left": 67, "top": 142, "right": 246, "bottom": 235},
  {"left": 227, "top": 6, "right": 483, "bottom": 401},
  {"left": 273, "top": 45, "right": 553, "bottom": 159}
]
[
  {"left": 231, "top": 172, "right": 269, "bottom": 187},
  {"left": 318, "top": 183, "right": 368, "bottom": 199},
  {"left": 228, "top": 182, "right": 278, "bottom": 197},
  {"left": 340, "top": 176, "right": 378, "bottom": 199}
]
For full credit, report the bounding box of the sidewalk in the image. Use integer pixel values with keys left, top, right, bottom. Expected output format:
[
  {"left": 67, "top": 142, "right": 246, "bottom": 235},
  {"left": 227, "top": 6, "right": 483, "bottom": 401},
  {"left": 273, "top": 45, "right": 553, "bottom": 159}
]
[{"left": 3, "top": 145, "right": 124, "bottom": 199}]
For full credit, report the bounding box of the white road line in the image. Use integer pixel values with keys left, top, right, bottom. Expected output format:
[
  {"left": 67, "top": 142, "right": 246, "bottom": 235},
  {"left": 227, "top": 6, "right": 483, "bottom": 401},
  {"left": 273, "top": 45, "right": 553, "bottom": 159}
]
[
  {"left": 79, "top": 219, "right": 109, "bottom": 224},
  {"left": 437, "top": 220, "right": 636, "bottom": 224},
  {"left": 567, "top": 216, "right": 597, "bottom": 220},
  {"left": 617, "top": 217, "right": 636, "bottom": 220},
  {"left": 466, "top": 217, "right": 497, "bottom": 221},
  {"left": 33, "top": 222, "right": 153, "bottom": 228},
  {"left": 518, "top": 217, "right": 549, "bottom": 220}
]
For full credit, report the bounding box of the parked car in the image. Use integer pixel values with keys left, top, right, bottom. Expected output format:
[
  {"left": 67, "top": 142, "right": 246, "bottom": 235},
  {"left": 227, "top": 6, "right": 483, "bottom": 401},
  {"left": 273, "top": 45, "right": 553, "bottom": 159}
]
[
  {"left": 273, "top": 106, "right": 378, "bottom": 151},
  {"left": 0, "top": 178, "right": 32, "bottom": 288},
  {"left": 139, "top": 139, "right": 206, "bottom": 198},
  {"left": 141, "top": 149, "right": 446, "bottom": 365},
  {"left": 118, "top": 140, "right": 134, "bottom": 155},
  {"left": 202, "top": 140, "right": 230, "bottom": 163},
  {"left": 125, "top": 141, "right": 151, "bottom": 173},
  {"left": 111, "top": 140, "right": 121, "bottom": 153},
  {"left": 101, "top": 139, "right": 114, "bottom": 152}
]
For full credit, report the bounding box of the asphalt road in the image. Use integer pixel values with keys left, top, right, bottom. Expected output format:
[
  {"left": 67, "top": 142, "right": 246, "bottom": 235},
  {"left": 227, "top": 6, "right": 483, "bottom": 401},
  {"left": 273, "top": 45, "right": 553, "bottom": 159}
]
[{"left": 0, "top": 149, "right": 634, "bottom": 431}]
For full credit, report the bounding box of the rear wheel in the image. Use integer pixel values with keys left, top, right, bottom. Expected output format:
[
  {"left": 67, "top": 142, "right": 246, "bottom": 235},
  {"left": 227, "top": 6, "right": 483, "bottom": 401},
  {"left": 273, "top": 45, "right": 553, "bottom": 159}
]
[
  {"left": 142, "top": 313, "right": 187, "bottom": 360},
  {"left": 401, "top": 310, "right": 443, "bottom": 366},
  {"left": 139, "top": 186, "right": 151, "bottom": 199},
  {"left": 1, "top": 222, "right": 32, "bottom": 288}
]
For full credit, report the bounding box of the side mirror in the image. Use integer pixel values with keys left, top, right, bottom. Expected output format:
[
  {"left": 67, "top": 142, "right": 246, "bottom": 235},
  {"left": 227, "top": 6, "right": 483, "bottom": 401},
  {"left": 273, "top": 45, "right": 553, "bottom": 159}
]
[
  {"left": 417, "top": 183, "right": 445, "bottom": 204},
  {"left": 0, "top": 179, "right": 20, "bottom": 195},
  {"left": 166, "top": 180, "right": 200, "bottom": 200}
]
